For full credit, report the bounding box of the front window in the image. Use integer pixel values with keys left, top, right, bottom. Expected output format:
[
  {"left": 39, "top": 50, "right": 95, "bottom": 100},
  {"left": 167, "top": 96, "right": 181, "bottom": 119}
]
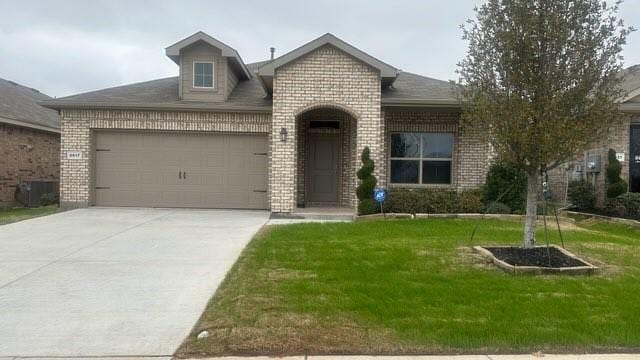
[
  {"left": 390, "top": 133, "right": 454, "bottom": 184},
  {"left": 193, "top": 61, "right": 214, "bottom": 88}
]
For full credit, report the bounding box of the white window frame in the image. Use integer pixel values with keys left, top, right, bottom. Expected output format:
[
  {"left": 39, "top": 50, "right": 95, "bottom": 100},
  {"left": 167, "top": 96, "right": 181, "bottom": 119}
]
[
  {"left": 389, "top": 132, "right": 454, "bottom": 186},
  {"left": 192, "top": 60, "right": 215, "bottom": 89}
]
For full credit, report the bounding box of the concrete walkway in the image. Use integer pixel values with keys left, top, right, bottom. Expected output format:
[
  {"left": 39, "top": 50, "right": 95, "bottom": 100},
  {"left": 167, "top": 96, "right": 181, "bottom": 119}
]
[
  {"left": 179, "top": 355, "right": 639, "bottom": 360},
  {"left": 0, "top": 207, "right": 269, "bottom": 357}
]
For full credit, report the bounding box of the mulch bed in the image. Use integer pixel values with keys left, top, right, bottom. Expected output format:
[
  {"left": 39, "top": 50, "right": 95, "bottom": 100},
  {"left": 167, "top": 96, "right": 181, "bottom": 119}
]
[{"left": 484, "top": 246, "right": 589, "bottom": 268}]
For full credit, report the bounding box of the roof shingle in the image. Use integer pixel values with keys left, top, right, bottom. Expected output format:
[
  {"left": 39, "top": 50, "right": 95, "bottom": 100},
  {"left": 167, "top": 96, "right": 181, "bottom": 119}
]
[{"left": 0, "top": 78, "right": 60, "bottom": 131}]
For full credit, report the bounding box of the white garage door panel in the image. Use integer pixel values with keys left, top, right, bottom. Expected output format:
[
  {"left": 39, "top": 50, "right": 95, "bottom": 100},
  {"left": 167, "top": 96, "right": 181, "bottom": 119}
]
[{"left": 94, "top": 131, "right": 268, "bottom": 209}]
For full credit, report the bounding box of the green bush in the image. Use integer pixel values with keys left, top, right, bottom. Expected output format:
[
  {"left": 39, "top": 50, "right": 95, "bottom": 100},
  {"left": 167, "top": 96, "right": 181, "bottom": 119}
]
[
  {"left": 356, "top": 147, "right": 378, "bottom": 215},
  {"left": 486, "top": 202, "right": 511, "bottom": 214},
  {"left": 39, "top": 192, "right": 59, "bottom": 206},
  {"left": 457, "top": 188, "right": 485, "bottom": 213},
  {"left": 606, "top": 149, "right": 628, "bottom": 199},
  {"left": 484, "top": 161, "right": 527, "bottom": 212},
  {"left": 384, "top": 188, "right": 484, "bottom": 214},
  {"left": 604, "top": 193, "right": 640, "bottom": 220},
  {"left": 567, "top": 180, "right": 597, "bottom": 210}
]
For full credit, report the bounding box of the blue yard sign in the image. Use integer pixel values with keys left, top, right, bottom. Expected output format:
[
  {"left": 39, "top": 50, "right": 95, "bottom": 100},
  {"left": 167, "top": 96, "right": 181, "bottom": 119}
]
[
  {"left": 373, "top": 188, "right": 387, "bottom": 203},
  {"left": 373, "top": 187, "right": 387, "bottom": 217}
]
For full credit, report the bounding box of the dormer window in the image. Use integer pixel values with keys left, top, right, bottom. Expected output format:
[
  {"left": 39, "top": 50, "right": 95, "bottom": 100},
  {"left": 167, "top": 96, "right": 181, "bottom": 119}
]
[{"left": 193, "top": 61, "right": 214, "bottom": 88}]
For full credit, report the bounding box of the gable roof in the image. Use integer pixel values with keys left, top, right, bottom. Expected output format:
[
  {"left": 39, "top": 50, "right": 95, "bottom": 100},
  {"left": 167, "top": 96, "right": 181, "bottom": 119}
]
[
  {"left": 41, "top": 61, "right": 272, "bottom": 113},
  {"left": 257, "top": 33, "right": 399, "bottom": 94},
  {"left": 165, "top": 31, "right": 252, "bottom": 80},
  {"left": 619, "top": 64, "right": 640, "bottom": 112},
  {"left": 42, "top": 60, "right": 460, "bottom": 112},
  {"left": 0, "top": 78, "right": 60, "bottom": 133},
  {"left": 382, "top": 72, "right": 458, "bottom": 107}
]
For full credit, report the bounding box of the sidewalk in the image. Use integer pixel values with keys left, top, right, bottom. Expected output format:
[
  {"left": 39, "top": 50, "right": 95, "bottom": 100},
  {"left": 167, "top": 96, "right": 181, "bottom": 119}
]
[{"left": 188, "top": 355, "right": 640, "bottom": 360}]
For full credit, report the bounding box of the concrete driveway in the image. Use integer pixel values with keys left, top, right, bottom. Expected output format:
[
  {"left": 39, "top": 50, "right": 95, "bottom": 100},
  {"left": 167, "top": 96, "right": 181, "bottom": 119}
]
[{"left": 0, "top": 207, "right": 269, "bottom": 357}]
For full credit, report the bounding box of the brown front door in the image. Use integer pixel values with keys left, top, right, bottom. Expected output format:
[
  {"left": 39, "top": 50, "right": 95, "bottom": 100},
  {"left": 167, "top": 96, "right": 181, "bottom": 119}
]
[{"left": 306, "top": 133, "right": 340, "bottom": 205}]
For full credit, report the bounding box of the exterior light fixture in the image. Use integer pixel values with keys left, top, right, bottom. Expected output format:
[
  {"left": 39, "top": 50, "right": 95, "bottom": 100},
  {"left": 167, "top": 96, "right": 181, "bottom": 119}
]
[{"left": 280, "top": 127, "right": 288, "bottom": 142}]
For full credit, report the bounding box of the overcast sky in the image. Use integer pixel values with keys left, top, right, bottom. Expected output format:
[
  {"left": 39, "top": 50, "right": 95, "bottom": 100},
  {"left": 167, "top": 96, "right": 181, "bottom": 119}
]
[{"left": 1, "top": 0, "right": 639, "bottom": 98}]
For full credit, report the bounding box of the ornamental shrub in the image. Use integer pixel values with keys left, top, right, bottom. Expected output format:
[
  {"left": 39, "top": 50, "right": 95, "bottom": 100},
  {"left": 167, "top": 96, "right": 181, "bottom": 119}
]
[
  {"left": 606, "top": 149, "right": 628, "bottom": 199},
  {"left": 484, "top": 161, "right": 527, "bottom": 212},
  {"left": 604, "top": 193, "right": 640, "bottom": 220},
  {"left": 356, "top": 147, "right": 378, "bottom": 215},
  {"left": 383, "top": 188, "right": 484, "bottom": 214},
  {"left": 567, "top": 180, "right": 597, "bottom": 211},
  {"left": 486, "top": 202, "right": 511, "bottom": 214},
  {"left": 456, "top": 188, "right": 485, "bottom": 213},
  {"left": 39, "top": 192, "right": 59, "bottom": 206}
]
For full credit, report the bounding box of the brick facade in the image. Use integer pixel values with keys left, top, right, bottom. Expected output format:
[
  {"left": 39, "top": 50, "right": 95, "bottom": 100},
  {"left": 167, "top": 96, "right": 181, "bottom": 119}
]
[
  {"left": 383, "top": 109, "right": 492, "bottom": 191},
  {"left": 548, "top": 115, "right": 639, "bottom": 205},
  {"left": 0, "top": 123, "right": 60, "bottom": 207},
  {"left": 270, "top": 44, "right": 383, "bottom": 213},
  {"left": 59, "top": 109, "right": 271, "bottom": 208}
]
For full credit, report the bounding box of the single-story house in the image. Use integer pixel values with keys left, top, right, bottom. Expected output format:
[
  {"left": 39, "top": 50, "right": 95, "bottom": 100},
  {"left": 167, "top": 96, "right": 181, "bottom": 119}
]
[
  {"left": 42, "top": 32, "right": 639, "bottom": 213},
  {"left": 547, "top": 65, "right": 640, "bottom": 204},
  {"left": 0, "top": 78, "right": 60, "bottom": 207}
]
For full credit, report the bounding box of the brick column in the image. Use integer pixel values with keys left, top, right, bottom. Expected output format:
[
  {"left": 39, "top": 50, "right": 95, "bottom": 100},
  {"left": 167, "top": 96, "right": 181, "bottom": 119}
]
[
  {"left": 269, "top": 108, "right": 297, "bottom": 213},
  {"left": 60, "top": 110, "right": 91, "bottom": 208}
]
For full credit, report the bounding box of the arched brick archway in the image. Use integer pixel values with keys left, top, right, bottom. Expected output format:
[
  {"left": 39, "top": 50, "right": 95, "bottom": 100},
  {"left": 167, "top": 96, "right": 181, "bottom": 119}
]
[
  {"left": 294, "top": 102, "right": 360, "bottom": 121},
  {"left": 295, "top": 105, "right": 358, "bottom": 208}
]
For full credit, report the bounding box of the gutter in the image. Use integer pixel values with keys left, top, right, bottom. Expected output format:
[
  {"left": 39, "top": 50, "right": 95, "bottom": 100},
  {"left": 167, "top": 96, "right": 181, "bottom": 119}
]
[
  {"left": 40, "top": 101, "right": 273, "bottom": 114},
  {"left": 0, "top": 115, "right": 60, "bottom": 134},
  {"left": 620, "top": 103, "right": 640, "bottom": 113},
  {"left": 381, "top": 98, "right": 462, "bottom": 108}
]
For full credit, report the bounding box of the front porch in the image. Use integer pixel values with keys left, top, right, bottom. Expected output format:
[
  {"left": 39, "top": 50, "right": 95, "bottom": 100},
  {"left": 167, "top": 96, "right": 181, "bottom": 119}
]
[{"left": 295, "top": 107, "right": 358, "bottom": 210}]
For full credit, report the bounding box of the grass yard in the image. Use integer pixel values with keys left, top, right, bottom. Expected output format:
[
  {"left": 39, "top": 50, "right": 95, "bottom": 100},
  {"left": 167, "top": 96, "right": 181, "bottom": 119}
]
[
  {"left": 0, "top": 205, "right": 60, "bottom": 225},
  {"left": 177, "top": 217, "right": 640, "bottom": 357}
]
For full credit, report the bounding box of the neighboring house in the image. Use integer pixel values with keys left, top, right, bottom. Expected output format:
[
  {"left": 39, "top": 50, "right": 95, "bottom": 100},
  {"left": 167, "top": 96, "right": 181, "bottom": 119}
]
[
  {"left": 547, "top": 65, "right": 640, "bottom": 204},
  {"left": 43, "top": 31, "right": 638, "bottom": 213},
  {"left": 0, "top": 78, "right": 60, "bottom": 207}
]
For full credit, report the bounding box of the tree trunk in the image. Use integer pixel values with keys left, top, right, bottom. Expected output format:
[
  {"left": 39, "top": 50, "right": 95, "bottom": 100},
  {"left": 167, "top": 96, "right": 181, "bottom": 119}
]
[{"left": 523, "top": 169, "right": 538, "bottom": 249}]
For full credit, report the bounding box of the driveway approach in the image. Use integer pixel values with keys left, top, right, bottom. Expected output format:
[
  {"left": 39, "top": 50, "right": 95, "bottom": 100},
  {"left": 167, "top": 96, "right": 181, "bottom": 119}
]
[{"left": 0, "top": 207, "right": 269, "bottom": 357}]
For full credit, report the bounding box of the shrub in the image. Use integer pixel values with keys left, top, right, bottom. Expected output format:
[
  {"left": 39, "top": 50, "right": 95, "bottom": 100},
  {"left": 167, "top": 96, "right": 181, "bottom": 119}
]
[
  {"left": 384, "top": 188, "right": 484, "bottom": 214},
  {"left": 384, "top": 189, "right": 419, "bottom": 214},
  {"left": 567, "top": 180, "right": 597, "bottom": 210},
  {"left": 486, "top": 202, "right": 511, "bottom": 214},
  {"left": 484, "top": 161, "right": 527, "bottom": 212},
  {"left": 606, "top": 149, "right": 628, "bottom": 199},
  {"left": 604, "top": 193, "right": 640, "bottom": 220},
  {"left": 356, "top": 147, "right": 378, "bottom": 215},
  {"left": 40, "top": 192, "right": 59, "bottom": 206},
  {"left": 457, "top": 188, "right": 485, "bottom": 213}
]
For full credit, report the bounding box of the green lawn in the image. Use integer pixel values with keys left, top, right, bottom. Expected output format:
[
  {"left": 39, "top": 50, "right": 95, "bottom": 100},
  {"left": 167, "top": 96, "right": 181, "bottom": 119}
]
[
  {"left": 177, "top": 218, "right": 640, "bottom": 357},
  {"left": 0, "top": 205, "right": 60, "bottom": 225}
]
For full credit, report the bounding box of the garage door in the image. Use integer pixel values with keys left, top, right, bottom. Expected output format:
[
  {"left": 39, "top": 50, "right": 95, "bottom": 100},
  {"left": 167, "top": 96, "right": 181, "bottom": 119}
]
[{"left": 94, "top": 131, "right": 268, "bottom": 209}]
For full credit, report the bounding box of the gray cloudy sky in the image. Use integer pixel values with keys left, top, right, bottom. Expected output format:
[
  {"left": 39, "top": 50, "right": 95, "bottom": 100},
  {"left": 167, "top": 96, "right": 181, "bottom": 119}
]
[{"left": 1, "top": 0, "right": 639, "bottom": 98}]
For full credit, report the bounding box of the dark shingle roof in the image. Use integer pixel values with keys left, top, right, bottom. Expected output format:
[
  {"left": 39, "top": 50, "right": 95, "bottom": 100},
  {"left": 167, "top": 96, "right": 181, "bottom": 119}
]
[
  {"left": 0, "top": 78, "right": 60, "bottom": 131},
  {"left": 45, "top": 61, "right": 272, "bottom": 112},
  {"left": 620, "top": 64, "right": 640, "bottom": 103},
  {"left": 43, "top": 61, "right": 460, "bottom": 111},
  {"left": 382, "top": 72, "right": 457, "bottom": 103}
]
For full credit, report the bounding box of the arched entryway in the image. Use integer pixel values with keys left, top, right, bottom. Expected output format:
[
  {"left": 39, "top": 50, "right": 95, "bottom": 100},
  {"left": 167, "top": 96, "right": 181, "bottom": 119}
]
[{"left": 295, "top": 105, "right": 358, "bottom": 208}]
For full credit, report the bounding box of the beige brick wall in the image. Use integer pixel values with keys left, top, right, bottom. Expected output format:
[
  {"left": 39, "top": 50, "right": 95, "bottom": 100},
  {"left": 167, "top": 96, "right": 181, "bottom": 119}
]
[
  {"left": 270, "top": 44, "right": 382, "bottom": 213},
  {"left": 548, "top": 115, "right": 637, "bottom": 205},
  {"left": 384, "top": 109, "right": 491, "bottom": 191},
  {"left": 60, "top": 109, "right": 271, "bottom": 208},
  {"left": 0, "top": 123, "right": 60, "bottom": 207}
]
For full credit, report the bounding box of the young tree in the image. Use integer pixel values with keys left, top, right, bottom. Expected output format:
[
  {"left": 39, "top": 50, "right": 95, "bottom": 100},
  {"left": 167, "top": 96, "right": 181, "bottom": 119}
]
[{"left": 458, "top": 0, "right": 633, "bottom": 248}]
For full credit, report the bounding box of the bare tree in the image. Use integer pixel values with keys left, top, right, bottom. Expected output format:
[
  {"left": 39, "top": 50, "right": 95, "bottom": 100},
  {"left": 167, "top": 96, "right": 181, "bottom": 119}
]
[{"left": 458, "top": 0, "right": 633, "bottom": 248}]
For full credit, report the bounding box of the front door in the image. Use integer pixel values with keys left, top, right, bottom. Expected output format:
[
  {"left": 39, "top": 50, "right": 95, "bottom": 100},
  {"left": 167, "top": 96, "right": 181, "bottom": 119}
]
[
  {"left": 306, "top": 133, "right": 340, "bottom": 205},
  {"left": 631, "top": 125, "right": 640, "bottom": 193}
]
